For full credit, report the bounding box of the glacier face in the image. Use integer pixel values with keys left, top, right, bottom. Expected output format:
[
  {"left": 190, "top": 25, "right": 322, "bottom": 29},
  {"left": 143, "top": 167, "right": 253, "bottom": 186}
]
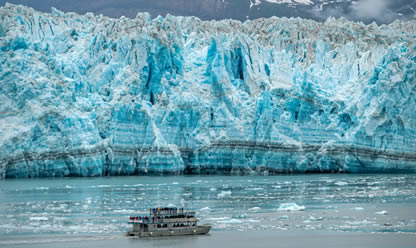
[{"left": 0, "top": 4, "right": 415, "bottom": 178}]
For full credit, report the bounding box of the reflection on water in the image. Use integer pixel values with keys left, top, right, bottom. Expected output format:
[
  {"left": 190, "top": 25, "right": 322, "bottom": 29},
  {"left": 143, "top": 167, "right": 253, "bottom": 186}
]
[{"left": 0, "top": 175, "right": 416, "bottom": 236}]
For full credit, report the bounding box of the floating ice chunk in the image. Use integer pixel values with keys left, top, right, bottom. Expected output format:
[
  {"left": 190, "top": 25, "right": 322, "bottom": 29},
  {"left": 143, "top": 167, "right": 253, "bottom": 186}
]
[
  {"left": 172, "top": 182, "right": 179, "bottom": 185},
  {"left": 278, "top": 203, "right": 305, "bottom": 211},
  {"left": 375, "top": 210, "right": 388, "bottom": 215},
  {"left": 210, "top": 187, "right": 217, "bottom": 191},
  {"left": 35, "top": 187, "right": 48, "bottom": 190},
  {"left": 113, "top": 209, "right": 135, "bottom": 214},
  {"left": 334, "top": 181, "right": 348, "bottom": 186},
  {"left": 167, "top": 203, "right": 176, "bottom": 207},
  {"left": 200, "top": 207, "right": 210, "bottom": 211},
  {"left": 279, "top": 215, "right": 289, "bottom": 220},
  {"left": 91, "top": 185, "right": 112, "bottom": 188},
  {"left": 249, "top": 207, "right": 261, "bottom": 211},
  {"left": 309, "top": 216, "right": 323, "bottom": 221},
  {"left": 217, "top": 190, "right": 232, "bottom": 198},
  {"left": 30, "top": 216, "right": 48, "bottom": 221},
  {"left": 232, "top": 213, "right": 248, "bottom": 219},
  {"left": 354, "top": 207, "right": 364, "bottom": 210},
  {"left": 248, "top": 187, "right": 263, "bottom": 191}
]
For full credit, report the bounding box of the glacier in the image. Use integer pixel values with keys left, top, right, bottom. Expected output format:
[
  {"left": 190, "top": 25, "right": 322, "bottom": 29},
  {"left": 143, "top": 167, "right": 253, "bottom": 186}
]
[{"left": 0, "top": 3, "right": 415, "bottom": 178}]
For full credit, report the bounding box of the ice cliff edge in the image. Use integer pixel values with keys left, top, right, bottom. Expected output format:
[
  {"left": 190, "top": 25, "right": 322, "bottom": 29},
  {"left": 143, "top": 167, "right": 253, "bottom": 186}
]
[{"left": 0, "top": 4, "right": 415, "bottom": 178}]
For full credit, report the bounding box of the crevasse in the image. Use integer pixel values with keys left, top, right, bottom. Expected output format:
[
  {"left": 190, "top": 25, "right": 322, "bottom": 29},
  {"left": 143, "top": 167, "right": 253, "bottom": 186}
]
[{"left": 0, "top": 4, "right": 415, "bottom": 178}]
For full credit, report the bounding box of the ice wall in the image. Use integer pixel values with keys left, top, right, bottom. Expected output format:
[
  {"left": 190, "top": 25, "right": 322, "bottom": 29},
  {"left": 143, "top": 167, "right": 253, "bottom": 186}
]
[{"left": 0, "top": 4, "right": 415, "bottom": 178}]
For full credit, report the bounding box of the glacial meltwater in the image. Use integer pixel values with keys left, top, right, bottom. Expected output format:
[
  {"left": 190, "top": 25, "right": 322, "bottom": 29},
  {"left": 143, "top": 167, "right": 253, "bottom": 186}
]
[{"left": 1, "top": 175, "right": 416, "bottom": 247}]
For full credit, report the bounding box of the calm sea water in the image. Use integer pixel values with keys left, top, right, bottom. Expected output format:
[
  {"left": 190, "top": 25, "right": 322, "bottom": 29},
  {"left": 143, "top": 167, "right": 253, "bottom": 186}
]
[{"left": 1, "top": 174, "right": 416, "bottom": 247}]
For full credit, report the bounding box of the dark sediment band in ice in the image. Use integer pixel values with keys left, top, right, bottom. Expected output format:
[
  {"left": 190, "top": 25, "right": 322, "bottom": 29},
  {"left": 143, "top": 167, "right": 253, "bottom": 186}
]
[{"left": 2, "top": 141, "right": 416, "bottom": 178}]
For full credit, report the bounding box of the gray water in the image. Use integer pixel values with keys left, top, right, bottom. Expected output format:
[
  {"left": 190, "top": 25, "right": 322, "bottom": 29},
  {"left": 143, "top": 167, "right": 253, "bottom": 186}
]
[{"left": 1, "top": 174, "right": 416, "bottom": 247}]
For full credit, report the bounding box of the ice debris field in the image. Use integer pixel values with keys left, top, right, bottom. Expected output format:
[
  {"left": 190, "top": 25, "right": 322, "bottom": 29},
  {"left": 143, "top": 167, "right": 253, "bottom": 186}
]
[{"left": 0, "top": 4, "right": 415, "bottom": 178}]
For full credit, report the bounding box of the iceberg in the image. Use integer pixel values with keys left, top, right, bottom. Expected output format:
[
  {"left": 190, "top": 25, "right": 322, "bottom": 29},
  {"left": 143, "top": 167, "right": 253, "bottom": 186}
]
[
  {"left": 375, "top": 210, "right": 388, "bottom": 215},
  {"left": 278, "top": 203, "right": 305, "bottom": 211},
  {"left": 0, "top": 4, "right": 415, "bottom": 178}
]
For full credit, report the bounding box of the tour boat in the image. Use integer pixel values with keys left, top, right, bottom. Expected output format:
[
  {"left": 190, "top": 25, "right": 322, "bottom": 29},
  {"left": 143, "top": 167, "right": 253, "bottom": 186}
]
[{"left": 127, "top": 207, "right": 211, "bottom": 237}]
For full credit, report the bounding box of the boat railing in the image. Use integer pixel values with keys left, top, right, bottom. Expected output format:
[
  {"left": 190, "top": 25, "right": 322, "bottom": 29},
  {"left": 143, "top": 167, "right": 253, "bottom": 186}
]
[
  {"left": 149, "top": 207, "right": 188, "bottom": 215},
  {"left": 129, "top": 213, "right": 197, "bottom": 224}
]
